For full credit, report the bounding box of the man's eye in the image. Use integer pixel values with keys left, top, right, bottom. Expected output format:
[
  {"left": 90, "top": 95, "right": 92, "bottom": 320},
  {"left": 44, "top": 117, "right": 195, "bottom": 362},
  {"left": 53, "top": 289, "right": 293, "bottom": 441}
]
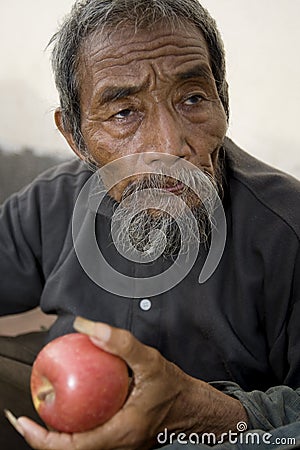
[
  {"left": 184, "top": 95, "right": 204, "bottom": 106},
  {"left": 113, "top": 109, "right": 133, "bottom": 119}
]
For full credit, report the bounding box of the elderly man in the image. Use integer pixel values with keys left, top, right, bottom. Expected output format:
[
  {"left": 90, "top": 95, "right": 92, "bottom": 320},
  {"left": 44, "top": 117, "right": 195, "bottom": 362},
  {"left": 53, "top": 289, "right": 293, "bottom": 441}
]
[{"left": 1, "top": 0, "right": 300, "bottom": 449}]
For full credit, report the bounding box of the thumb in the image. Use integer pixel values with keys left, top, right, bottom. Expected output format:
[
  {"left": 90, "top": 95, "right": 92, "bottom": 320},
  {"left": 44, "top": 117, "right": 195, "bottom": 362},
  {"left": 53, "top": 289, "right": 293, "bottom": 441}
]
[{"left": 73, "top": 316, "right": 154, "bottom": 371}]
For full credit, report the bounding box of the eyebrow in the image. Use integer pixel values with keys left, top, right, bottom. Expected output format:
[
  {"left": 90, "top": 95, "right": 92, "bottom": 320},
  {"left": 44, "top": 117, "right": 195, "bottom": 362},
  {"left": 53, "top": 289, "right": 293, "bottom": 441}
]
[
  {"left": 97, "top": 84, "right": 147, "bottom": 106},
  {"left": 175, "top": 64, "right": 213, "bottom": 81},
  {"left": 96, "top": 64, "right": 213, "bottom": 106}
]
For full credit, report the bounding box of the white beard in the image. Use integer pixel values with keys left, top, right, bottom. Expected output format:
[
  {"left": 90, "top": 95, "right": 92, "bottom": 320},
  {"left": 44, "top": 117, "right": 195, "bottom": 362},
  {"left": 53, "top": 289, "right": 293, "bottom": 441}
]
[{"left": 111, "top": 164, "right": 223, "bottom": 259}]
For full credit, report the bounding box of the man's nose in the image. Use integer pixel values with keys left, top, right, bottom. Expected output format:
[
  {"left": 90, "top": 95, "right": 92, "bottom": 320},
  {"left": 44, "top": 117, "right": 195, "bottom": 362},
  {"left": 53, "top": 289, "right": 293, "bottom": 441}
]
[{"left": 142, "top": 105, "right": 191, "bottom": 164}]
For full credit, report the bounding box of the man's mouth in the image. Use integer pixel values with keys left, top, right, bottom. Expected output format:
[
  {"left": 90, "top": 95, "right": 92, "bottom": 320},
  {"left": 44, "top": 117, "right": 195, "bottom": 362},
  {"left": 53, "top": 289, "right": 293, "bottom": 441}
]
[
  {"left": 122, "top": 177, "right": 186, "bottom": 200},
  {"left": 163, "top": 181, "right": 185, "bottom": 194}
]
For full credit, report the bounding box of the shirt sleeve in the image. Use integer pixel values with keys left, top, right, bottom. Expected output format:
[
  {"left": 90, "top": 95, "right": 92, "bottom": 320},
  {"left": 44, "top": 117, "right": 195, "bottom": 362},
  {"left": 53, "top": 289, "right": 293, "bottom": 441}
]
[
  {"left": 0, "top": 188, "right": 44, "bottom": 315},
  {"left": 210, "top": 381, "right": 300, "bottom": 430}
]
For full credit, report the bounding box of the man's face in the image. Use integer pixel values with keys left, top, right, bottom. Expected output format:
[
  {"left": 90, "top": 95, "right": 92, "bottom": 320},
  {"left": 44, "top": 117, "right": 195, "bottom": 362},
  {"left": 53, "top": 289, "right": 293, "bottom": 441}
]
[{"left": 78, "top": 21, "right": 228, "bottom": 202}]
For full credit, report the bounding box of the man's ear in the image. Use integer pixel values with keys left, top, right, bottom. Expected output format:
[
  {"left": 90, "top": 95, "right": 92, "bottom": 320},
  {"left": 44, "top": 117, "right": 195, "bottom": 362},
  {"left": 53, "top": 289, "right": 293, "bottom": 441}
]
[{"left": 54, "top": 108, "right": 84, "bottom": 161}]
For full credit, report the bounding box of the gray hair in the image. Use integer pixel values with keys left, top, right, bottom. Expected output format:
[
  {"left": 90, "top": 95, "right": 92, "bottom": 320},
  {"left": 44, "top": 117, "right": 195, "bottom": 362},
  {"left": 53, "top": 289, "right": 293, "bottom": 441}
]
[{"left": 50, "top": 0, "right": 229, "bottom": 156}]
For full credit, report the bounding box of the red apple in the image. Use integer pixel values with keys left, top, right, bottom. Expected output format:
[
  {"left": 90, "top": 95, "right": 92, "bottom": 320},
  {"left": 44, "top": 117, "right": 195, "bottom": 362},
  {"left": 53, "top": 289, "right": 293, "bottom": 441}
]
[{"left": 30, "top": 333, "right": 129, "bottom": 433}]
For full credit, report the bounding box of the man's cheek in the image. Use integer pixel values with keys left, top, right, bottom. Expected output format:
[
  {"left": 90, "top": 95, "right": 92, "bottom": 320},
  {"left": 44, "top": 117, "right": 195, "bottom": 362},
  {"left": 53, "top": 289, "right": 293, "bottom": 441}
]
[
  {"left": 208, "top": 106, "right": 228, "bottom": 139},
  {"left": 82, "top": 124, "right": 114, "bottom": 162}
]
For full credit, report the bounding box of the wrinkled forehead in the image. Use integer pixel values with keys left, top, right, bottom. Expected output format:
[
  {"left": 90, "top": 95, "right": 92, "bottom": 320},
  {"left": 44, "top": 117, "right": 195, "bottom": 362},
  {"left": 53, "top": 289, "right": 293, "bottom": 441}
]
[{"left": 78, "top": 20, "right": 211, "bottom": 84}]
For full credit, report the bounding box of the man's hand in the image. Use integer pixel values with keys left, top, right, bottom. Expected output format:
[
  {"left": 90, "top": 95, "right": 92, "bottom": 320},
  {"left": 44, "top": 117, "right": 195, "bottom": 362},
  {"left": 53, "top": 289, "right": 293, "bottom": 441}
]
[{"left": 6, "top": 317, "right": 248, "bottom": 450}]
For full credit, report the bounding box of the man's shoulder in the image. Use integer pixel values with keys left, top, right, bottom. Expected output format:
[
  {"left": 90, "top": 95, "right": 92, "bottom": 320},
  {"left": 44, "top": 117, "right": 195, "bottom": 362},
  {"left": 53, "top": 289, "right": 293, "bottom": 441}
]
[
  {"left": 18, "top": 158, "right": 92, "bottom": 200},
  {"left": 224, "top": 138, "right": 300, "bottom": 239},
  {"left": 32, "top": 158, "right": 92, "bottom": 186},
  {"left": 5, "top": 158, "right": 94, "bottom": 221}
]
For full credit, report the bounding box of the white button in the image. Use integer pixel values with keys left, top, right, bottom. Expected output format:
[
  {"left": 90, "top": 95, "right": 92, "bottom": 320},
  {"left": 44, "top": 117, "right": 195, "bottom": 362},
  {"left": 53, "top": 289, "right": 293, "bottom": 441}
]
[{"left": 139, "top": 299, "right": 152, "bottom": 311}]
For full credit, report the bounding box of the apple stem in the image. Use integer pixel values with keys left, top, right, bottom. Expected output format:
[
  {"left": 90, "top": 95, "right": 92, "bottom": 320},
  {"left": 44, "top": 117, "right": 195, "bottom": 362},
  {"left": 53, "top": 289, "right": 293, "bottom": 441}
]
[{"left": 37, "top": 388, "right": 55, "bottom": 403}]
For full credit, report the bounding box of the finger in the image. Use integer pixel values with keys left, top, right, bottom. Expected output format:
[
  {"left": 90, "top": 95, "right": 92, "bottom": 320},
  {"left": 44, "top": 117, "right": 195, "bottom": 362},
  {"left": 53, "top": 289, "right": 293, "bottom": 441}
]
[
  {"left": 7, "top": 409, "right": 134, "bottom": 450},
  {"left": 7, "top": 414, "right": 74, "bottom": 450},
  {"left": 6, "top": 407, "right": 149, "bottom": 450},
  {"left": 73, "top": 316, "right": 160, "bottom": 371}
]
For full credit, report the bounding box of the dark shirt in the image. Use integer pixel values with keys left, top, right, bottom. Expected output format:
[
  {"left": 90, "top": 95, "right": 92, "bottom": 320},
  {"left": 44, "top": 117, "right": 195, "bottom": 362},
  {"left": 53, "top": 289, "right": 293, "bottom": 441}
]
[{"left": 0, "top": 138, "right": 299, "bottom": 429}]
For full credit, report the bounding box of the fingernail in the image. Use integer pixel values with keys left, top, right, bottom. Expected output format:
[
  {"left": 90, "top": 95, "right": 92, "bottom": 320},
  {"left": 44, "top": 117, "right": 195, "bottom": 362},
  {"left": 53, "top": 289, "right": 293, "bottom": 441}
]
[
  {"left": 74, "top": 316, "right": 96, "bottom": 335},
  {"left": 74, "top": 317, "right": 111, "bottom": 342},
  {"left": 4, "top": 410, "right": 24, "bottom": 437}
]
